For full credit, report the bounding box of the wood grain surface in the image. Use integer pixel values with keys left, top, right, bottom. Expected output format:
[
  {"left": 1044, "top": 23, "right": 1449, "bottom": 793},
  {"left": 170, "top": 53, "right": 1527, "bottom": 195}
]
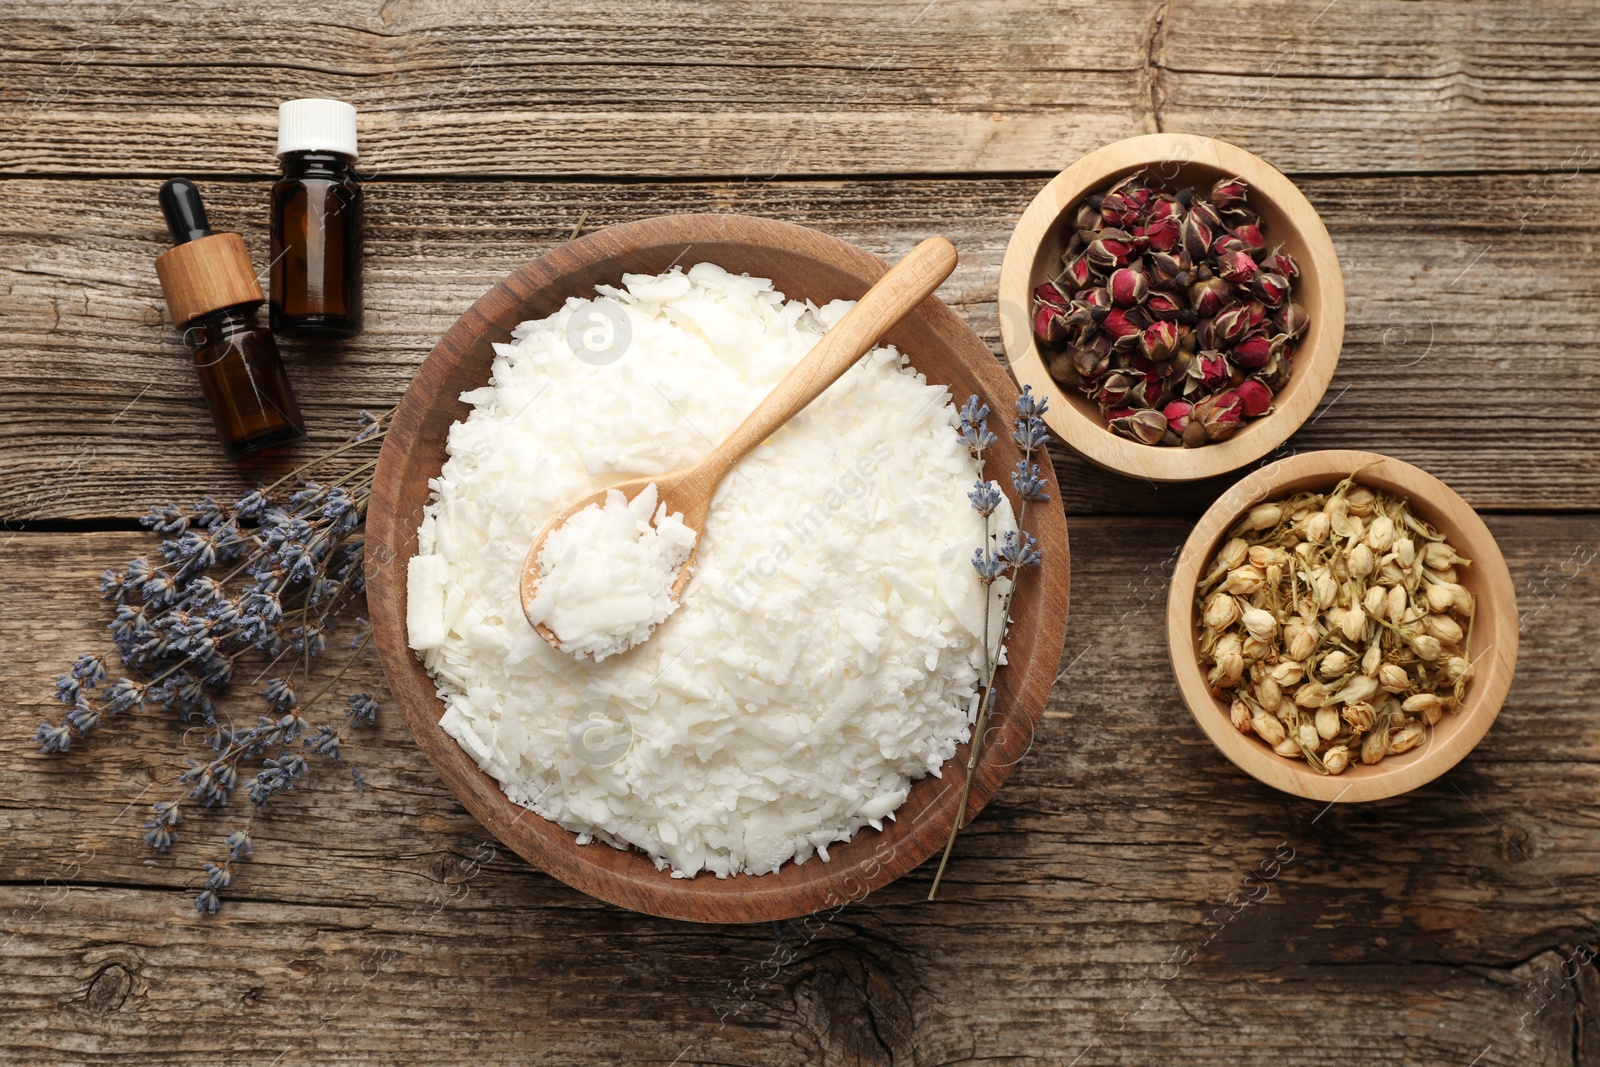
[
  {"left": 3, "top": 0, "right": 1598, "bottom": 1063},
  {"left": 4, "top": 172, "right": 1599, "bottom": 519},
  {"left": 4, "top": 517, "right": 1597, "bottom": 1065}
]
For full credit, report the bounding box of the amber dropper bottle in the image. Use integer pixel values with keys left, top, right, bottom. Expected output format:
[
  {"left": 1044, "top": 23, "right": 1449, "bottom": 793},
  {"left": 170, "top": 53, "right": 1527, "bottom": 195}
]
[
  {"left": 270, "top": 98, "right": 364, "bottom": 339},
  {"left": 155, "top": 178, "right": 306, "bottom": 459}
]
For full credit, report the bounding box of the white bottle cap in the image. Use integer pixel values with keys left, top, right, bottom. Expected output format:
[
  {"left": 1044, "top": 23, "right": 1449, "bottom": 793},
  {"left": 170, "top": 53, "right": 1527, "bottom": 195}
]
[{"left": 276, "top": 98, "right": 358, "bottom": 159}]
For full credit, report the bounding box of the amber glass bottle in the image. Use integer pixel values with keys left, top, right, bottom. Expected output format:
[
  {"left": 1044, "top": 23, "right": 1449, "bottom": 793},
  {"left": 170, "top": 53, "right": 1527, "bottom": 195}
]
[
  {"left": 270, "top": 99, "right": 364, "bottom": 339},
  {"left": 156, "top": 178, "right": 305, "bottom": 459}
]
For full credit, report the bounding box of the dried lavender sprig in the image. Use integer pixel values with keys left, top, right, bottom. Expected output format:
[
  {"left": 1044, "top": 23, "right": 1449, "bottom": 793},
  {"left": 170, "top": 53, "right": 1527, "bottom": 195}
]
[
  {"left": 36, "top": 409, "right": 392, "bottom": 916},
  {"left": 930, "top": 387, "right": 1051, "bottom": 901}
]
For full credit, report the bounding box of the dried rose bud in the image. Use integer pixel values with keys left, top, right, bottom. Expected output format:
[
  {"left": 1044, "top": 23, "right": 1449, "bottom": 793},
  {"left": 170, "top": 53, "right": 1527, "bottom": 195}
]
[
  {"left": 1274, "top": 302, "right": 1309, "bottom": 339},
  {"left": 1189, "top": 276, "right": 1231, "bottom": 318},
  {"left": 1181, "top": 214, "right": 1213, "bottom": 261},
  {"left": 1212, "top": 234, "right": 1247, "bottom": 258},
  {"left": 1216, "top": 249, "right": 1258, "bottom": 286},
  {"left": 1081, "top": 286, "right": 1112, "bottom": 311},
  {"left": 1193, "top": 317, "right": 1218, "bottom": 351},
  {"left": 1145, "top": 291, "right": 1183, "bottom": 321},
  {"left": 1115, "top": 176, "right": 1152, "bottom": 208},
  {"left": 1108, "top": 407, "right": 1169, "bottom": 445},
  {"left": 1182, "top": 420, "right": 1207, "bottom": 447},
  {"left": 1096, "top": 371, "right": 1134, "bottom": 409},
  {"left": 1060, "top": 255, "right": 1093, "bottom": 291},
  {"left": 1101, "top": 307, "right": 1143, "bottom": 341},
  {"left": 1192, "top": 351, "right": 1228, "bottom": 390},
  {"left": 1035, "top": 281, "right": 1070, "bottom": 310},
  {"left": 1033, "top": 304, "right": 1068, "bottom": 347},
  {"left": 1211, "top": 177, "right": 1249, "bottom": 209},
  {"left": 1189, "top": 198, "right": 1223, "bottom": 232},
  {"left": 1073, "top": 201, "right": 1103, "bottom": 235},
  {"left": 1175, "top": 323, "right": 1197, "bottom": 354},
  {"left": 1262, "top": 352, "right": 1293, "bottom": 391},
  {"left": 1231, "top": 333, "right": 1275, "bottom": 369},
  {"left": 1099, "top": 191, "right": 1139, "bottom": 227},
  {"left": 1128, "top": 381, "right": 1162, "bottom": 412},
  {"left": 1138, "top": 215, "right": 1181, "bottom": 253},
  {"left": 1163, "top": 399, "right": 1193, "bottom": 433},
  {"left": 1069, "top": 338, "right": 1112, "bottom": 383},
  {"left": 1109, "top": 266, "right": 1150, "bottom": 306},
  {"left": 1235, "top": 378, "right": 1273, "bottom": 416},
  {"left": 1148, "top": 251, "right": 1187, "bottom": 289},
  {"left": 1251, "top": 271, "right": 1290, "bottom": 308},
  {"left": 1086, "top": 229, "right": 1137, "bottom": 271},
  {"left": 1141, "top": 319, "right": 1180, "bottom": 361},
  {"left": 1194, "top": 390, "right": 1245, "bottom": 442},
  {"left": 1212, "top": 303, "right": 1252, "bottom": 343},
  {"left": 1231, "top": 223, "right": 1267, "bottom": 252},
  {"left": 1060, "top": 300, "right": 1098, "bottom": 331},
  {"left": 1265, "top": 250, "right": 1299, "bottom": 280},
  {"left": 1046, "top": 353, "right": 1079, "bottom": 387},
  {"left": 1147, "top": 195, "right": 1182, "bottom": 221}
]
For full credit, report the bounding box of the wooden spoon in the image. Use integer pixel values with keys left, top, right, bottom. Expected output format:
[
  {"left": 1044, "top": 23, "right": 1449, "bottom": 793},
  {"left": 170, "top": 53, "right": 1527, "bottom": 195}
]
[{"left": 520, "top": 235, "right": 959, "bottom": 653}]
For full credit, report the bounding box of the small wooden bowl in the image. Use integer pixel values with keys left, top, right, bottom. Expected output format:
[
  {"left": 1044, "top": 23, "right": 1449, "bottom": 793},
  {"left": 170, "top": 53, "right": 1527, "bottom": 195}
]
[
  {"left": 1167, "top": 450, "right": 1518, "bottom": 802},
  {"left": 998, "top": 133, "right": 1346, "bottom": 483},
  {"left": 366, "top": 213, "right": 1071, "bottom": 923}
]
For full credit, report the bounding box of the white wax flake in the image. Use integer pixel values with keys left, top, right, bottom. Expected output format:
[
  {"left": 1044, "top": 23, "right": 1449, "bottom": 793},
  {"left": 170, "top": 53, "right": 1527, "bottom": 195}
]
[
  {"left": 407, "top": 264, "right": 1008, "bottom": 879},
  {"left": 524, "top": 483, "right": 696, "bottom": 662}
]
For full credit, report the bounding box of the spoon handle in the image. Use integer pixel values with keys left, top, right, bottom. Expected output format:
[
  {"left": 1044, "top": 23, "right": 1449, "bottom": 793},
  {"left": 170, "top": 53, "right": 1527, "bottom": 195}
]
[{"left": 699, "top": 236, "right": 958, "bottom": 481}]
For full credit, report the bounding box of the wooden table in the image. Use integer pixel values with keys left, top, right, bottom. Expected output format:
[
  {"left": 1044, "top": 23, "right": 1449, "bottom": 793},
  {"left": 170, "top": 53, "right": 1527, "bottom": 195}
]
[{"left": 4, "top": 2, "right": 1598, "bottom": 1063}]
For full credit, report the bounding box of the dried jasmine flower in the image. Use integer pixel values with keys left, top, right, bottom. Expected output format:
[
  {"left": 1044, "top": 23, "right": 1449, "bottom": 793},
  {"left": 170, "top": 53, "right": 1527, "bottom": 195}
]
[{"left": 1195, "top": 470, "right": 1476, "bottom": 774}]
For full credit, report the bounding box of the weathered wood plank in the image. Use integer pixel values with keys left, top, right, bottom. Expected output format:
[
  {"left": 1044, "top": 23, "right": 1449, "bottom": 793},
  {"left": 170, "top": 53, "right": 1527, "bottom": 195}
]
[
  {"left": 2, "top": 517, "right": 1596, "bottom": 1063},
  {"left": 2, "top": 173, "right": 1599, "bottom": 520},
  {"left": 1, "top": 1, "right": 1599, "bottom": 177}
]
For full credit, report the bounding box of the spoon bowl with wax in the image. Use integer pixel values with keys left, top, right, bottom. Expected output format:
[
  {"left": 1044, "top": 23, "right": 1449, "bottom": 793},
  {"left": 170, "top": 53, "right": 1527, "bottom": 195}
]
[{"left": 520, "top": 236, "right": 959, "bottom": 659}]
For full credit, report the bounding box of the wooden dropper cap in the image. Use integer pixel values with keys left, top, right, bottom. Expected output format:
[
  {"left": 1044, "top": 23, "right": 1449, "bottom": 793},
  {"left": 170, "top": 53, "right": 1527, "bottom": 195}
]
[{"left": 154, "top": 179, "right": 264, "bottom": 327}]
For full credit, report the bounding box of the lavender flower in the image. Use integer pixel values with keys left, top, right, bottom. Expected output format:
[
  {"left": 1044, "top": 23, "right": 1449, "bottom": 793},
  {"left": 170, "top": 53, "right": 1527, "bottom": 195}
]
[
  {"left": 37, "top": 410, "right": 391, "bottom": 916},
  {"left": 1011, "top": 461, "right": 1050, "bottom": 502},
  {"left": 305, "top": 725, "right": 342, "bottom": 759},
  {"left": 34, "top": 723, "right": 73, "bottom": 754},
  {"left": 264, "top": 677, "right": 297, "bottom": 711},
  {"left": 143, "top": 801, "right": 182, "bottom": 852},
  {"left": 999, "top": 530, "right": 1043, "bottom": 569},
  {"left": 1014, "top": 416, "right": 1051, "bottom": 452},
  {"left": 345, "top": 692, "right": 379, "bottom": 726},
  {"left": 932, "top": 387, "right": 1053, "bottom": 901},
  {"left": 250, "top": 752, "right": 307, "bottom": 806},
  {"left": 971, "top": 548, "right": 1007, "bottom": 583},
  {"left": 225, "top": 829, "right": 253, "bottom": 858},
  {"left": 967, "top": 479, "right": 1003, "bottom": 516}
]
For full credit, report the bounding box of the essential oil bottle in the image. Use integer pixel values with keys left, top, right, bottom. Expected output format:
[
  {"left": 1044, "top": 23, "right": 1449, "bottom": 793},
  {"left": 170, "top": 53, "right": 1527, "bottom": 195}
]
[
  {"left": 155, "top": 178, "right": 306, "bottom": 459},
  {"left": 270, "top": 98, "right": 364, "bottom": 339}
]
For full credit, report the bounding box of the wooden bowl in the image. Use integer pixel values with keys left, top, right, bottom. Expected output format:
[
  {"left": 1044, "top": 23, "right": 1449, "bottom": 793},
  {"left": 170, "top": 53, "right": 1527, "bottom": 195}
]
[
  {"left": 998, "top": 133, "right": 1346, "bottom": 483},
  {"left": 366, "top": 213, "right": 1071, "bottom": 923},
  {"left": 1166, "top": 450, "right": 1518, "bottom": 802}
]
